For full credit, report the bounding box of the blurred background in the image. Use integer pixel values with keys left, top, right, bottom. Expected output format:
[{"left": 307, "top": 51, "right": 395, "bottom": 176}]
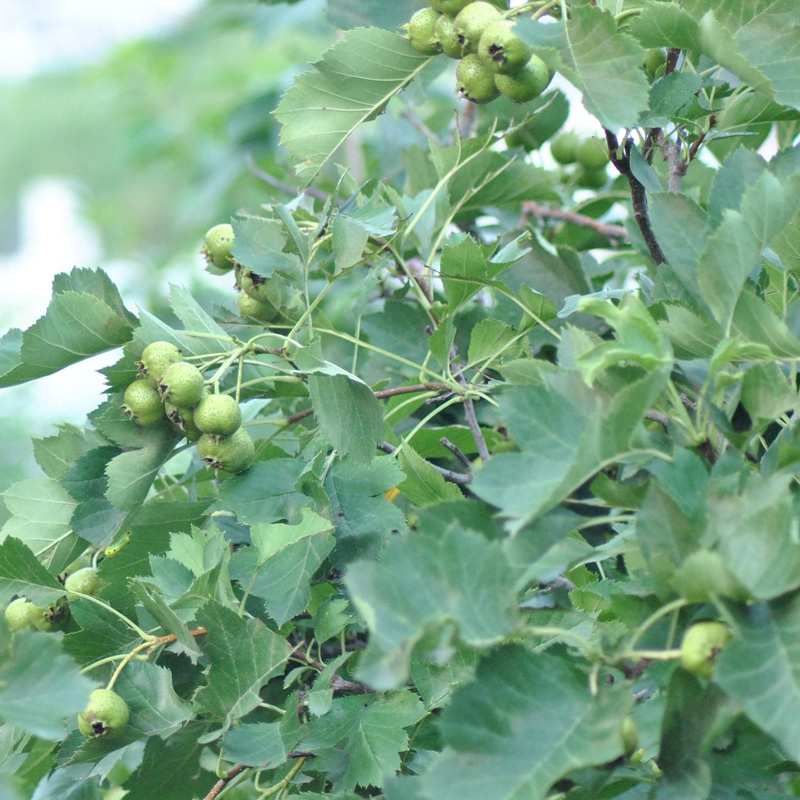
[{"left": 0, "top": 0, "right": 332, "bottom": 516}]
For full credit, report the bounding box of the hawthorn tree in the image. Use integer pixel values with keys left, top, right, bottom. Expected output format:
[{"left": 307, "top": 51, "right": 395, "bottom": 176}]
[{"left": 2, "top": 0, "right": 800, "bottom": 798}]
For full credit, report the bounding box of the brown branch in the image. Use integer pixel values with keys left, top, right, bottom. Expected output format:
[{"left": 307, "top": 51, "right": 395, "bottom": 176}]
[
  {"left": 604, "top": 130, "right": 667, "bottom": 265},
  {"left": 440, "top": 437, "right": 473, "bottom": 470},
  {"left": 244, "top": 152, "right": 330, "bottom": 203},
  {"left": 457, "top": 375, "right": 490, "bottom": 462},
  {"left": 378, "top": 442, "right": 472, "bottom": 485},
  {"left": 290, "top": 645, "right": 375, "bottom": 695},
  {"left": 284, "top": 382, "right": 450, "bottom": 426},
  {"left": 202, "top": 764, "right": 248, "bottom": 800},
  {"left": 521, "top": 201, "right": 630, "bottom": 243}
]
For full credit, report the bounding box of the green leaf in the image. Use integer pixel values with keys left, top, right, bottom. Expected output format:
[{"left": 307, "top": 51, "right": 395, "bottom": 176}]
[
  {"left": 0, "top": 630, "right": 95, "bottom": 739},
  {"left": 345, "top": 525, "right": 518, "bottom": 689},
  {"left": 0, "top": 536, "right": 66, "bottom": 606},
  {"left": 231, "top": 509, "right": 336, "bottom": 626},
  {"left": 698, "top": 172, "right": 800, "bottom": 329},
  {"left": 716, "top": 593, "right": 800, "bottom": 764},
  {"left": 167, "top": 285, "right": 232, "bottom": 354},
  {"left": 397, "top": 445, "right": 463, "bottom": 506},
  {"left": 440, "top": 234, "right": 505, "bottom": 311},
  {"left": 308, "top": 374, "right": 384, "bottom": 464},
  {"left": 194, "top": 600, "right": 291, "bottom": 732},
  {"left": 518, "top": 6, "right": 650, "bottom": 130},
  {"left": 275, "top": 29, "right": 432, "bottom": 184},
  {"left": 303, "top": 692, "right": 425, "bottom": 791},
  {"left": 213, "top": 459, "right": 309, "bottom": 526},
  {"left": 629, "top": 2, "right": 702, "bottom": 50},
  {"left": 114, "top": 661, "right": 193, "bottom": 738},
  {"left": 222, "top": 711, "right": 301, "bottom": 768},
  {"left": 1, "top": 478, "right": 78, "bottom": 556},
  {"left": 104, "top": 435, "right": 180, "bottom": 511},
  {"left": 422, "top": 646, "right": 633, "bottom": 800}
]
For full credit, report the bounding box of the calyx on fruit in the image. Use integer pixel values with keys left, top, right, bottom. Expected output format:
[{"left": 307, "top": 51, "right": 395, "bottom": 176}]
[
  {"left": 122, "top": 379, "right": 166, "bottom": 427},
  {"left": 64, "top": 568, "right": 102, "bottom": 598},
  {"left": 202, "top": 224, "right": 236, "bottom": 272},
  {"left": 159, "top": 362, "right": 205, "bottom": 408},
  {"left": 456, "top": 54, "right": 500, "bottom": 104},
  {"left": 550, "top": 131, "right": 579, "bottom": 164},
  {"left": 137, "top": 341, "right": 183, "bottom": 383},
  {"left": 165, "top": 402, "right": 203, "bottom": 441},
  {"left": 576, "top": 136, "right": 610, "bottom": 170},
  {"left": 680, "top": 621, "right": 731, "bottom": 678},
  {"left": 454, "top": 2, "right": 502, "bottom": 51},
  {"left": 494, "top": 55, "right": 551, "bottom": 103},
  {"left": 477, "top": 20, "right": 532, "bottom": 75},
  {"left": 193, "top": 394, "right": 242, "bottom": 437},
  {"left": 78, "top": 689, "right": 130, "bottom": 738},
  {"left": 198, "top": 428, "right": 256, "bottom": 474},
  {"left": 405, "top": 8, "right": 442, "bottom": 56}
]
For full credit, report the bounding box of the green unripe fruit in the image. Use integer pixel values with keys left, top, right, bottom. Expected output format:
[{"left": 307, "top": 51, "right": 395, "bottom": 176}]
[
  {"left": 34, "top": 597, "right": 71, "bottom": 632},
  {"left": 621, "top": 717, "right": 639, "bottom": 758},
  {"left": 78, "top": 689, "right": 130, "bottom": 738},
  {"left": 431, "top": 0, "right": 472, "bottom": 15},
  {"left": 454, "top": 2, "right": 502, "bottom": 51},
  {"left": 456, "top": 54, "right": 500, "bottom": 104},
  {"left": 5, "top": 598, "right": 39, "bottom": 632},
  {"left": 680, "top": 621, "right": 731, "bottom": 679},
  {"left": 64, "top": 568, "right": 102, "bottom": 598},
  {"left": 406, "top": 8, "right": 442, "bottom": 56},
  {"left": 478, "top": 20, "right": 532, "bottom": 75},
  {"left": 435, "top": 13, "right": 464, "bottom": 59},
  {"left": 202, "top": 224, "right": 236, "bottom": 272},
  {"left": 238, "top": 291, "right": 279, "bottom": 324},
  {"left": 198, "top": 428, "right": 256, "bottom": 474},
  {"left": 240, "top": 270, "right": 272, "bottom": 304},
  {"left": 137, "top": 341, "right": 183, "bottom": 383},
  {"left": 494, "top": 55, "right": 551, "bottom": 103},
  {"left": 550, "top": 131, "right": 580, "bottom": 164},
  {"left": 159, "top": 362, "right": 205, "bottom": 408},
  {"left": 194, "top": 394, "right": 243, "bottom": 437},
  {"left": 122, "top": 379, "right": 166, "bottom": 427},
  {"left": 642, "top": 48, "right": 667, "bottom": 79},
  {"left": 575, "top": 166, "right": 608, "bottom": 189},
  {"left": 576, "top": 136, "right": 610, "bottom": 170},
  {"left": 165, "top": 402, "right": 202, "bottom": 442}
]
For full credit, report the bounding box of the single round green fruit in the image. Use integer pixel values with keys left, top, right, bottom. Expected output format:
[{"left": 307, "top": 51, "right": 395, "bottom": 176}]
[
  {"left": 621, "top": 717, "right": 639, "bottom": 757},
  {"left": 431, "top": 0, "right": 472, "bottom": 15},
  {"left": 494, "top": 55, "right": 552, "bottom": 103},
  {"left": 5, "top": 598, "right": 39, "bottom": 632},
  {"left": 456, "top": 53, "right": 500, "bottom": 104},
  {"left": 642, "top": 48, "right": 667, "bottom": 79},
  {"left": 64, "top": 568, "right": 102, "bottom": 598},
  {"left": 238, "top": 291, "right": 279, "bottom": 324},
  {"left": 165, "top": 402, "right": 203, "bottom": 442},
  {"left": 32, "top": 597, "right": 71, "bottom": 632},
  {"left": 406, "top": 8, "right": 442, "bottom": 56},
  {"left": 576, "top": 136, "right": 610, "bottom": 170},
  {"left": 122, "top": 379, "right": 166, "bottom": 427},
  {"left": 478, "top": 20, "right": 532, "bottom": 75},
  {"left": 680, "top": 621, "right": 731, "bottom": 679},
  {"left": 454, "top": 2, "right": 502, "bottom": 51},
  {"left": 78, "top": 689, "right": 130, "bottom": 739},
  {"left": 159, "top": 362, "right": 205, "bottom": 408},
  {"left": 550, "top": 131, "right": 580, "bottom": 164},
  {"left": 198, "top": 428, "right": 256, "bottom": 474},
  {"left": 202, "top": 224, "right": 236, "bottom": 272},
  {"left": 194, "top": 394, "right": 242, "bottom": 437},
  {"left": 575, "top": 166, "right": 608, "bottom": 189},
  {"left": 137, "top": 341, "right": 183, "bottom": 383},
  {"left": 435, "top": 13, "right": 464, "bottom": 59}
]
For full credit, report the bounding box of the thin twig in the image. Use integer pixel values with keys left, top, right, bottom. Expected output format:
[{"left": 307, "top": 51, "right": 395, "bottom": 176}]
[
  {"left": 290, "top": 645, "right": 375, "bottom": 695},
  {"left": 244, "top": 152, "right": 330, "bottom": 203},
  {"left": 604, "top": 130, "right": 667, "bottom": 265},
  {"left": 202, "top": 764, "right": 248, "bottom": 800},
  {"left": 378, "top": 442, "right": 473, "bottom": 485},
  {"left": 457, "top": 375, "right": 490, "bottom": 462},
  {"left": 521, "top": 201, "right": 630, "bottom": 242},
  {"left": 284, "top": 382, "right": 450, "bottom": 426},
  {"left": 401, "top": 106, "right": 445, "bottom": 148},
  {"left": 440, "top": 437, "right": 473, "bottom": 470}
]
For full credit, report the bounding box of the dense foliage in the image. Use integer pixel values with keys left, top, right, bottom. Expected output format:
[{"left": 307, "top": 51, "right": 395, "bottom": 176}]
[{"left": 2, "top": 1, "right": 800, "bottom": 798}]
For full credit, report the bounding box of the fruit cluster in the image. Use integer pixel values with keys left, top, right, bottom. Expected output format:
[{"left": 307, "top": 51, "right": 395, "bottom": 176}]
[
  {"left": 405, "top": 1, "right": 552, "bottom": 105},
  {"left": 122, "top": 340, "right": 255, "bottom": 474},
  {"left": 548, "top": 130, "right": 611, "bottom": 188}
]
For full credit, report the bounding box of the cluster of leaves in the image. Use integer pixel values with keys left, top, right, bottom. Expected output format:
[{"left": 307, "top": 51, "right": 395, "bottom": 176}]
[{"left": 2, "top": 1, "right": 800, "bottom": 799}]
